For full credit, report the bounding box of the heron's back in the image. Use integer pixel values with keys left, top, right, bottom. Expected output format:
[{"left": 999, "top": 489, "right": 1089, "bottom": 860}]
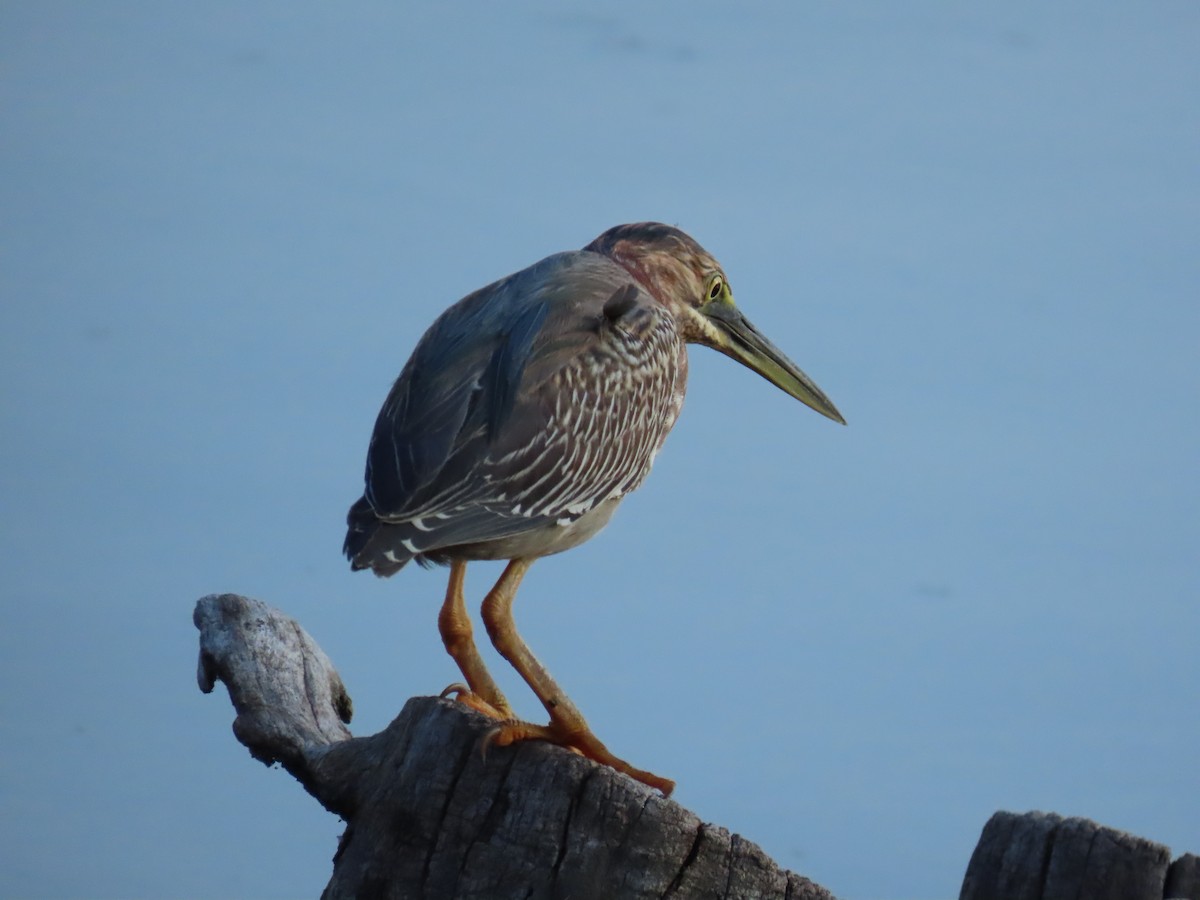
[{"left": 345, "top": 251, "right": 688, "bottom": 575}]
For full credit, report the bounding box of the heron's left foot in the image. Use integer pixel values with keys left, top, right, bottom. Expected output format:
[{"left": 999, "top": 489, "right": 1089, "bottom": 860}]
[
  {"left": 483, "top": 717, "right": 675, "bottom": 796},
  {"left": 439, "top": 683, "right": 509, "bottom": 720}
]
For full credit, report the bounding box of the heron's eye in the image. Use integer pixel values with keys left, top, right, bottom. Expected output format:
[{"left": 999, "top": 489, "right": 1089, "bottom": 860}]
[{"left": 706, "top": 276, "right": 724, "bottom": 302}]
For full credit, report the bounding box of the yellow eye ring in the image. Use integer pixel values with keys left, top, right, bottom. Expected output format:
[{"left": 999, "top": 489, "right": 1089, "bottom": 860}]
[{"left": 706, "top": 276, "right": 724, "bottom": 302}]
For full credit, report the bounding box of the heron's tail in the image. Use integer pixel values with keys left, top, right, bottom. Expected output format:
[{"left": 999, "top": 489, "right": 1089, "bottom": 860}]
[{"left": 343, "top": 496, "right": 413, "bottom": 576}]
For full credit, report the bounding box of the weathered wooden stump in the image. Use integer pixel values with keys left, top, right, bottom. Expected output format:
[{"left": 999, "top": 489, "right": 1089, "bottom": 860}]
[
  {"left": 195, "top": 592, "right": 1197, "bottom": 900},
  {"left": 194, "top": 593, "right": 835, "bottom": 900},
  {"left": 960, "top": 810, "right": 1198, "bottom": 900}
]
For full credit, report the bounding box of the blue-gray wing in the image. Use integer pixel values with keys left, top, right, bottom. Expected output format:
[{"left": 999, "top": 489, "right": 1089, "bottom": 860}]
[{"left": 344, "top": 250, "right": 682, "bottom": 574}]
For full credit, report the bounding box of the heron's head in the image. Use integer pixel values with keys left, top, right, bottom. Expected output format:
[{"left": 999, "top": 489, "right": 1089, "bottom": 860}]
[{"left": 585, "top": 222, "right": 845, "bottom": 425}]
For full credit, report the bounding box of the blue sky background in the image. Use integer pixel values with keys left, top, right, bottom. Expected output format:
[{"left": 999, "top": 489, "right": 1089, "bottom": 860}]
[{"left": 1, "top": 4, "right": 1196, "bottom": 898}]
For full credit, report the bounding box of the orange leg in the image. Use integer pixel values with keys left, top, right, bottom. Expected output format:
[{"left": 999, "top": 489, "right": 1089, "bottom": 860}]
[
  {"left": 437, "top": 560, "right": 512, "bottom": 719},
  {"left": 479, "top": 558, "right": 675, "bottom": 796}
]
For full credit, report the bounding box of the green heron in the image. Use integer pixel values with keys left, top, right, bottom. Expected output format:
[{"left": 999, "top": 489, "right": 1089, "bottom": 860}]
[{"left": 345, "top": 222, "right": 844, "bottom": 795}]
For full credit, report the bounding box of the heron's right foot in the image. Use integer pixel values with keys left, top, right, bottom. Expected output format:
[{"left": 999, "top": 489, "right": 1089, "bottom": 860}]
[{"left": 439, "top": 682, "right": 510, "bottom": 720}]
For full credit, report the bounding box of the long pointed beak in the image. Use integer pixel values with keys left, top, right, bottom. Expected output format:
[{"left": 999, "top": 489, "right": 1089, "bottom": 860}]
[{"left": 703, "top": 303, "right": 846, "bottom": 425}]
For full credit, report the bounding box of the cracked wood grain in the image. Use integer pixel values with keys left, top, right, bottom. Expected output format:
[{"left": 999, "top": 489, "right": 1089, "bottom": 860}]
[{"left": 959, "top": 810, "right": 1197, "bottom": 900}]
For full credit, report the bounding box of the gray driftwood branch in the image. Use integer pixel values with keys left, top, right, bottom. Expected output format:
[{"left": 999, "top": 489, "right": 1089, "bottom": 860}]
[{"left": 194, "top": 593, "right": 835, "bottom": 900}]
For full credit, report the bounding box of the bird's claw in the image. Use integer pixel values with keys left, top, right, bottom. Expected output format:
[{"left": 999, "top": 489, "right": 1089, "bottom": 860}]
[
  {"left": 479, "top": 724, "right": 502, "bottom": 763},
  {"left": 439, "top": 683, "right": 509, "bottom": 719}
]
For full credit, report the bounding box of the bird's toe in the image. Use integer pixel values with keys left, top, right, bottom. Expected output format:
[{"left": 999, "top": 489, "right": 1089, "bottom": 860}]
[{"left": 439, "top": 683, "right": 509, "bottom": 720}]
